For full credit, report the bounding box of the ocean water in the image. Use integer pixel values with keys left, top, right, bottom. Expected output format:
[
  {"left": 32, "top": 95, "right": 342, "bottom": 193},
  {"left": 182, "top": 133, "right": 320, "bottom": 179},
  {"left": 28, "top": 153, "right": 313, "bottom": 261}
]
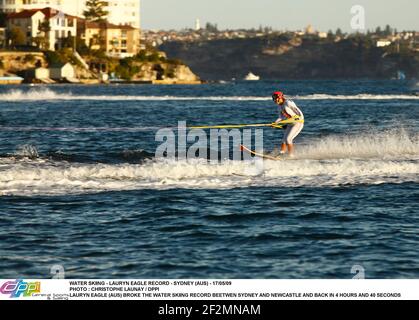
[{"left": 0, "top": 80, "right": 418, "bottom": 279}]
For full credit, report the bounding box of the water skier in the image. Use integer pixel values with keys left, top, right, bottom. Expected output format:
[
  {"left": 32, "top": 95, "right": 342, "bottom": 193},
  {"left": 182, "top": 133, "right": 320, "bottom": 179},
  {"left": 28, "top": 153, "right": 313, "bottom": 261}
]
[{"left": 272, "top": 91, "right": 304, "bottom": 155}]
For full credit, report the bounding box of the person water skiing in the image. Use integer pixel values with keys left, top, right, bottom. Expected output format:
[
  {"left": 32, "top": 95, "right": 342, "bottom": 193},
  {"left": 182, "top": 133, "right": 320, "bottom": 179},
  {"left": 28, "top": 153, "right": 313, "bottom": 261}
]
[{"left": 272, "top": 91, "right": 304, "bottom": 155}]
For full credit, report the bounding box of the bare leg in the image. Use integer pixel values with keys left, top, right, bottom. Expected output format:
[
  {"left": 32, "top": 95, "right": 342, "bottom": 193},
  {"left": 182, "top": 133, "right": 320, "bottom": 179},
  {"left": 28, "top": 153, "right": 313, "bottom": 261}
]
[
  {"left": 280, "top": 143, "right": 287, "bottom": 154},
  {"left": 287, "top": 144, "right": 295, "bottom": 155}
]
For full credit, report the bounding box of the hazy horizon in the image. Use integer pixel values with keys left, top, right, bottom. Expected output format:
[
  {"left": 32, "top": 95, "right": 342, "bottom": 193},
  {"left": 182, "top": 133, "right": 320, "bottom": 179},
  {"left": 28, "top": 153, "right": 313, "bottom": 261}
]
[{"left": 141, "top": 0, "right": 419, "bottom": 32}]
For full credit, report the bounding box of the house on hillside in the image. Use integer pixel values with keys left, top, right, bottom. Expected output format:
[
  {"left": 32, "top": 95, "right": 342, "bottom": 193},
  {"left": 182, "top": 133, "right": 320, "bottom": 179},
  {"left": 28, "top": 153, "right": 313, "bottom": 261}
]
[
  {"left": 77, "top": 19, "right": 140, "bottom": 58},
  {"left": 6, "top": 7, "right": 77, "bottom": 51}
]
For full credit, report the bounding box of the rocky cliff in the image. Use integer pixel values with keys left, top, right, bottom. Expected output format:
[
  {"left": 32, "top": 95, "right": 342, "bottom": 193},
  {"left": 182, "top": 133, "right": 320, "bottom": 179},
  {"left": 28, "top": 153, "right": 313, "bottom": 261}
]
[
  {"left": 130, "top": 62, "right": 200, "bottom": 82},
  {"left": 0, "top": 50, "right": 201, "bottom": 83},
  {"left": 0, "top": 52, "right": 46, "bottom": 76},
  {"left": 160, "top": 34, "right": 419, "bottom": 80}
]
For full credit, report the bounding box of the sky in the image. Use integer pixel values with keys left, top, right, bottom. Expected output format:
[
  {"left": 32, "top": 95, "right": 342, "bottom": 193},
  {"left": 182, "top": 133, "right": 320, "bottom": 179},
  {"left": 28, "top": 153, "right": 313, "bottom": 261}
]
[{"left": 141, "top": 0, "right": 419, "bottom": 32}]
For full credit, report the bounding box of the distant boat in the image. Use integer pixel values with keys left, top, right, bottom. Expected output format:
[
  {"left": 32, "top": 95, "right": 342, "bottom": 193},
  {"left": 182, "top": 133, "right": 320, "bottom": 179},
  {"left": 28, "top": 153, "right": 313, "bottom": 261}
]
[{"left": 244, "top": 72, "right": 260, "bottom": 81}]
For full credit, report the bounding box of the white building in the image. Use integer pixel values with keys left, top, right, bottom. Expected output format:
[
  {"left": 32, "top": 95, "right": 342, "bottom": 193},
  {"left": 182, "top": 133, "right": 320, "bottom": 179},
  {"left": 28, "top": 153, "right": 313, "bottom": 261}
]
[
  {"left": 105, "top": 0, "right": 140, "bottom": 28},
  {"left": 34, "top": 67, "right": 50, "bottom": 80},
  {"left": 0, "top": 0, "right": 83, "bottom": 14},
  {"left": 49, "top": 62, "right": 75, "bottom": 80},
  {"left": 376, "top": 40, "right": 392, "bottom": 47},
  {"left": 0, "top": 0, "right": 140, "bottom": 28},
  {"left": 7, "top": 7, "right": 77, "bottom": 51}
]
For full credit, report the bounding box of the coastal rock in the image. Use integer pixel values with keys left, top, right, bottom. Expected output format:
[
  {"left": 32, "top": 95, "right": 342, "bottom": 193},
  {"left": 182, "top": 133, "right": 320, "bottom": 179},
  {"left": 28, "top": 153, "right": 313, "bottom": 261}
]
[
  {"left": 0, "top": 50, "right": 200, "bottom": 84},
  {"left": 172, "top": 65, "right": 200, "bottom": 82},
  {"left": 131, "top": 62, "right": 200, "bottom": 82},
  {"left": 0, "top": 52, "right": 46, "bottom": 74}
]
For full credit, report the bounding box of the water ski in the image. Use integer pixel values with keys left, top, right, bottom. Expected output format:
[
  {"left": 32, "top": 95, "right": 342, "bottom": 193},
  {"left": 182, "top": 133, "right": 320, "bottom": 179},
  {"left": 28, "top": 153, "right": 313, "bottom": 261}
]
[{"left": 240, "top": 145, "right": 282, "bottom": 161}]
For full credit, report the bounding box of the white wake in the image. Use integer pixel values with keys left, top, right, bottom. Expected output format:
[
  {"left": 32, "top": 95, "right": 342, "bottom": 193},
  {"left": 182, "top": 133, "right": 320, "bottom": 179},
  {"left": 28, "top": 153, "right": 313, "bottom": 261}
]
[
  {"left": 1, "top": 130, "right": 418, "bottom": 196},
  {"left": 1, "top": 88, "right": 418, "bottom": 102}
]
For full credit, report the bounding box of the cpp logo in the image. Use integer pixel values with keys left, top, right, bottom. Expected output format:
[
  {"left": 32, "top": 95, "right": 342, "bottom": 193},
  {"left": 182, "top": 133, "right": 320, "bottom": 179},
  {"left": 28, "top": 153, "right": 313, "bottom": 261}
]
[{"left": 0, "top": 280, "right": 41, "bottom": 298}]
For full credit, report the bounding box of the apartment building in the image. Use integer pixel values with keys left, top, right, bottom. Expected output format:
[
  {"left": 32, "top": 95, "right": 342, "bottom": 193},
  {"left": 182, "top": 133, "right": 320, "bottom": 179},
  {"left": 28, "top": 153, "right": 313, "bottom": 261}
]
[
  {"left": 78, "top": 19, "right": 139, "bottom": 58},
  {"left": 105, "top": 0, "right": 140, "bottom": 28},
  {"left": 0, "top": 0, "right": 140, "bottom": 28}
]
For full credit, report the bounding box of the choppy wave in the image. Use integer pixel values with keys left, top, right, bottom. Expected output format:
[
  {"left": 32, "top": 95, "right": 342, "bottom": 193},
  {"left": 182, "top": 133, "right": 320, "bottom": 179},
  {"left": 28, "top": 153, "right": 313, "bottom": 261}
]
[
  {"left": 0, "top": 126, "right": 161, "bottom": 132},
  {"left": 0, "top": 157, "right": 417, "bottom": 196},
  {"left": 0, "top": 130, "right": 418, "bottom": 196},
  {"left": 1, "top": 88, "right": 418, "bottom": 102}
]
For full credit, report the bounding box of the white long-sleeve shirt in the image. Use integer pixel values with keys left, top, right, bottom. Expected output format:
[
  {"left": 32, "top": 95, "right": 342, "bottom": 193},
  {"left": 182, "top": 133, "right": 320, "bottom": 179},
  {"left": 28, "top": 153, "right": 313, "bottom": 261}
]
[{"left": 275, "top": 99, "right": 304, "bottom": 123}]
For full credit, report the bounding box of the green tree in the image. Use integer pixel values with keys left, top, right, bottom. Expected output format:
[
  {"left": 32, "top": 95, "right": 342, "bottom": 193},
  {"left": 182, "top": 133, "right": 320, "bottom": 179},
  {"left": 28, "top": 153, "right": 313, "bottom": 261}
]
[
  {"left": 264, "top": 26, "right": 272, "bottom": 33},
  {"left": 89, "top": 33, "right": 102, "bottom": 49},
  {"left": 375, "top": 26, "right": 382, "bottom": 35},
  {"left": 384, "top": 24, "right": 392, "bottom": 36},
  {"left": 115, "top": 59, "right": 139, "bottom": 80},
  {"left": 76, "top": 36, "right": 90, "bottom": 55},
  {"left": 135, "top": 50, "right": 148, "bottom": 61},
  {"left": 36, "top": 19, "right": 51, "bottom": 50},
  {"left": 205, "top": 22, "right": 218, "bottom": 33},
  {"left": 147, "top": 52, "right": 161, "bottom": 62},
  {"left": 84, "top": 0, "right": 108, "bottom": 22},
  {"left": 62, "top": 36, "right": 76, "bottom": 49},
  {"left": 0, "top": 12, "right": 7, "bottom": 27},
  {"left": 9, "top": 27, "right": 25, "bottom": 47},
  {"left": 335, "top": 28, "right": 343, "bottom": 37},
  {"left": 45, "top": 50, "right": 65, "bottom": 65}
]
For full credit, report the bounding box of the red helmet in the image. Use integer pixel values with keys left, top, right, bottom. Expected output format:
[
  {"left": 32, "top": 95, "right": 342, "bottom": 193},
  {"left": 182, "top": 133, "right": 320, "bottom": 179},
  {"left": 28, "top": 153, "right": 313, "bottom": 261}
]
[{"left": 272, "top": 91, "right": 284, "bottom": 101}]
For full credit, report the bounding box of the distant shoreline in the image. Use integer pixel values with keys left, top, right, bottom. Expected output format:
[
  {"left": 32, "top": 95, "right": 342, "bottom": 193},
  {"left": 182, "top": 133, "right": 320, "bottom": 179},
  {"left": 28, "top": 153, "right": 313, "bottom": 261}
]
[{"left": 0, "top": 80, "right": 204, "bottom": 85}]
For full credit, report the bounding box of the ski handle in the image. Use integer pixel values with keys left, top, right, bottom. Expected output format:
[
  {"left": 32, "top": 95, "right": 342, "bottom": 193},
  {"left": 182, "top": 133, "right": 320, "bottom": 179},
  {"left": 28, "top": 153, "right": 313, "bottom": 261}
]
[{"left": 188, "top": 116, "right": 303, "bottom": 130}]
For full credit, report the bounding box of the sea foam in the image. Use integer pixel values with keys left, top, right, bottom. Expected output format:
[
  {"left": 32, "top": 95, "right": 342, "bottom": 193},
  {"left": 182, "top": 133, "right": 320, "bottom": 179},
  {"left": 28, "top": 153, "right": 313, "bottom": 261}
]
[{"left": 1, "top": 88, "right": 418, "bottom": 102}]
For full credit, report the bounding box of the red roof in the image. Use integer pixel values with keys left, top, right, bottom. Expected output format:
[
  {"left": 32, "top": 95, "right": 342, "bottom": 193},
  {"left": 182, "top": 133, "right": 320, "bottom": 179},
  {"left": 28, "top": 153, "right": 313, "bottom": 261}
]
[
  {"left": 7, "top": 9, "right": 39, "bottom": 19},
  {"left": 7, "top": 7, "right": 76, "bottom": 20}
]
